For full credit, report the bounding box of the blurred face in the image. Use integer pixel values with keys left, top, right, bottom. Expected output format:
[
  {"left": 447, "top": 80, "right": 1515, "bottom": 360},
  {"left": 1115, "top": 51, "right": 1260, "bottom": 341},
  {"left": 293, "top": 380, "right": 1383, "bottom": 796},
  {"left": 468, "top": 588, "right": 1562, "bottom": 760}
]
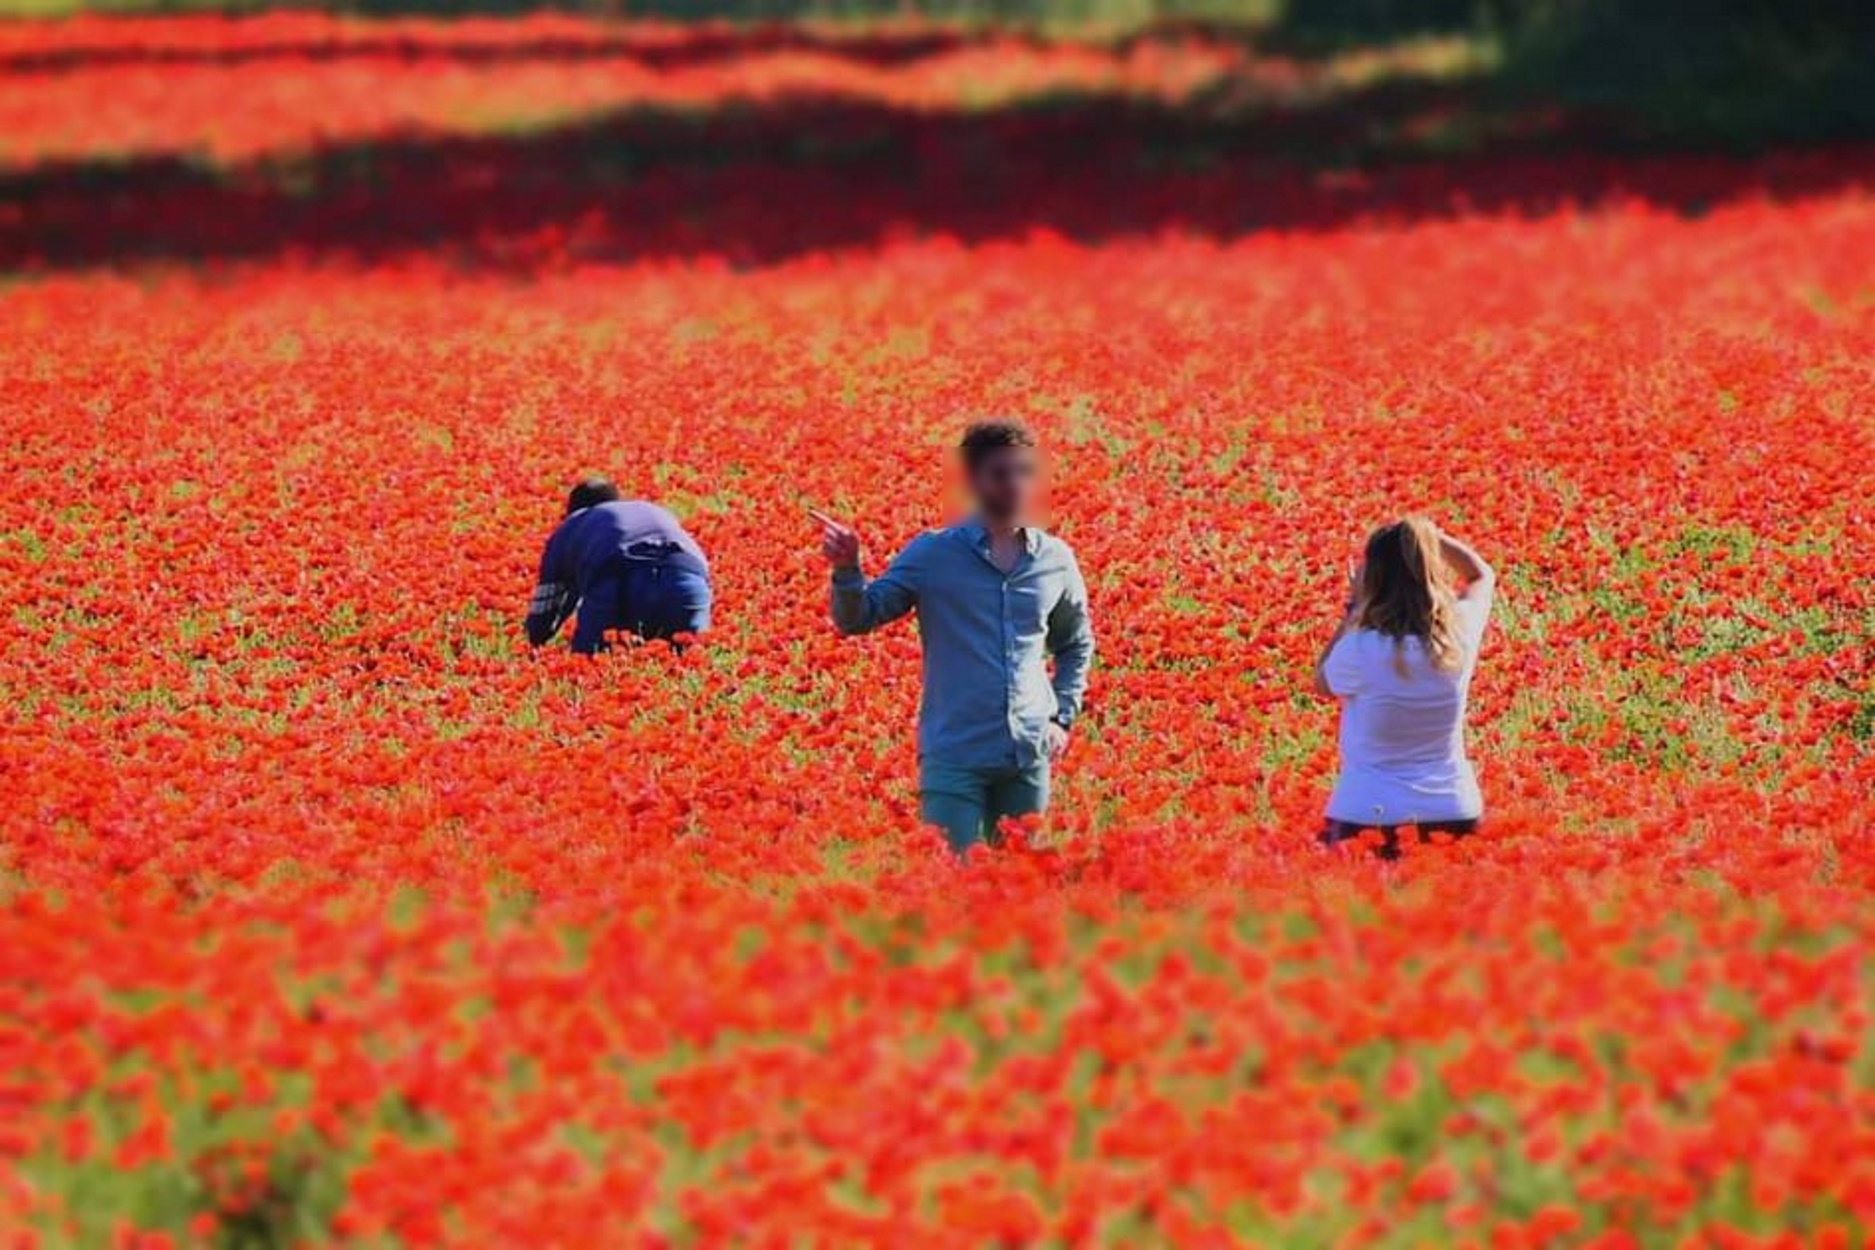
[{"left": 964, "top": 444, "right": 1043, "bottom": 526}]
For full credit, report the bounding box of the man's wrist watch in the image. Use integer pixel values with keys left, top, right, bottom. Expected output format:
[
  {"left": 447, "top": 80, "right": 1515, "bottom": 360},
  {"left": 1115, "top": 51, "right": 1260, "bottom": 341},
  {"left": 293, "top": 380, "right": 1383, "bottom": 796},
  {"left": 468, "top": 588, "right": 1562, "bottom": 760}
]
[{"left": 1049, "top": 714, "right": 1074, "bottom": 731}]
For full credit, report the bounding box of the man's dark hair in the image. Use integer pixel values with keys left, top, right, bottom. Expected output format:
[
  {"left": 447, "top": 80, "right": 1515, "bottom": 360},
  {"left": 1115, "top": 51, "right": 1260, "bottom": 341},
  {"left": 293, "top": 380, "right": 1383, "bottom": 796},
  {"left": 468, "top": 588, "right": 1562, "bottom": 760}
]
[
  {"left": 959, "top": 419, "right": 1039, "bottom": 471},
  {"left": 566, "top": 475, "right": 622, "bottom": 516}
]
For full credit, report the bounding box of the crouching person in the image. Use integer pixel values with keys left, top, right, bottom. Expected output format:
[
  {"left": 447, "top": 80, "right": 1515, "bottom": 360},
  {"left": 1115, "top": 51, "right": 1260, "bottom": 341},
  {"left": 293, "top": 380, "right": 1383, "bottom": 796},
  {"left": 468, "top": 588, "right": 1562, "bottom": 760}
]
[{"left": 526, "top": 476, "right": 712, "bottom": 653}]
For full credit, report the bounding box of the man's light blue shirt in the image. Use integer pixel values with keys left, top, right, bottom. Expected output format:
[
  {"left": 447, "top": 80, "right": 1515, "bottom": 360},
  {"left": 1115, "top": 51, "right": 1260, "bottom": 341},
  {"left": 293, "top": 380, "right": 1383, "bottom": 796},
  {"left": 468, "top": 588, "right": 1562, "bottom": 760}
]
[{"left": 831, "top": 522, "right": 1095, "bottom": 769}]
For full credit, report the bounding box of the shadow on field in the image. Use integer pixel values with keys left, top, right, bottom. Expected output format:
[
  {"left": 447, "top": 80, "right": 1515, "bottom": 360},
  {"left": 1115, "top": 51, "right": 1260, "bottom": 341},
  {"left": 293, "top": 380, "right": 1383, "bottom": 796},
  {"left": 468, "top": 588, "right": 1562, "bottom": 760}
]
[{"left": 3, "top": 26, "right": 1873, "bottom": 272}]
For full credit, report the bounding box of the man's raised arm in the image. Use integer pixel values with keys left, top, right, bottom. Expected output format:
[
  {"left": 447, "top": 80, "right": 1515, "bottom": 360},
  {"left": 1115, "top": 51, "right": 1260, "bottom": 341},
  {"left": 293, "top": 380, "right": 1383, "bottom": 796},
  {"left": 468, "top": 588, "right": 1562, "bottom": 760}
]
[{"left": 811, "top": 509, "right": 919, "bottom": 636}]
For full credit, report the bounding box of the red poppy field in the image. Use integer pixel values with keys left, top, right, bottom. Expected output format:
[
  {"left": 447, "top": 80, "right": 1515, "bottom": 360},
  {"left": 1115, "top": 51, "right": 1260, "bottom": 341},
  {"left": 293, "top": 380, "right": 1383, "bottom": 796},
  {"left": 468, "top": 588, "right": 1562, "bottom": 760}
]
[{"left": 2, "top": 15, "right": 1873, "bottom": 1246}]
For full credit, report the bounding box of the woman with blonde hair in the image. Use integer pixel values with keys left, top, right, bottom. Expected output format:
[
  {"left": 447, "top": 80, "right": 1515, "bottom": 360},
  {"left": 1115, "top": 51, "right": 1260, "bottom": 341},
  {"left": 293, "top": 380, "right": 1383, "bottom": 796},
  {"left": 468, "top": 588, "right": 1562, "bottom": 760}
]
[{"left": 1313, "top": 517, "right": 1496, "bottom": 858}]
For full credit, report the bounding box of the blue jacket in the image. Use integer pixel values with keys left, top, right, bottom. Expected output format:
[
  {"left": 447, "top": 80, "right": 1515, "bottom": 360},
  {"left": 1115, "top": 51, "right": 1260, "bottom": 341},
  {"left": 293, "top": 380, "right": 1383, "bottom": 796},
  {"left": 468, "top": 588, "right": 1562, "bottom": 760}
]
[{"left": 526, "top": 502, "right": 710, "bottom": 647}]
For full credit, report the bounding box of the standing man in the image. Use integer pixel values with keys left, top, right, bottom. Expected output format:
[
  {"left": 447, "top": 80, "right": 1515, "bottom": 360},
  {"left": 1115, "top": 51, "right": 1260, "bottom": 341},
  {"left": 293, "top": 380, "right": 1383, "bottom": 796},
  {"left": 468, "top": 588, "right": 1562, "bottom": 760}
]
[
  {"left": 525, "top": 476, "right": 712, "bottom": 653},
  {"left": 812, "top": 420, "right": 1095, "bottom": 854}
]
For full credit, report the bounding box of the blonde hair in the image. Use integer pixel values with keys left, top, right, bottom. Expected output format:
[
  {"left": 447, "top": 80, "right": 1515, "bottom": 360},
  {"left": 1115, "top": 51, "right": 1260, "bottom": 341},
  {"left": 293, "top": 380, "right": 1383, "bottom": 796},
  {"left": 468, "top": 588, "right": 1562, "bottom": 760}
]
[{"left": 1354, "top": 516, "right": 1463, "bottom": 675}]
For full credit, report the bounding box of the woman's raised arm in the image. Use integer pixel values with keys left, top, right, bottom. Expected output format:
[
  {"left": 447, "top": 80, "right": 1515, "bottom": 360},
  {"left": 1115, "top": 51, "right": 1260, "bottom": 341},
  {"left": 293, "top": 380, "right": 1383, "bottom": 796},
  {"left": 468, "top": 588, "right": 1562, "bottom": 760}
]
[{"left": 1438, "top": 530, "right": 1495, "bottom": 598}]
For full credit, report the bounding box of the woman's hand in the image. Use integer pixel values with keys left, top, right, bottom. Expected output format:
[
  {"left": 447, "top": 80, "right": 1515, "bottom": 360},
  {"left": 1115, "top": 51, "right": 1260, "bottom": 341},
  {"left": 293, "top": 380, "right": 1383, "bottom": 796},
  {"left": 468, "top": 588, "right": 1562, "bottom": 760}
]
[{"left": 1344, "top": 559, "right": 1365, "bottom": 616}]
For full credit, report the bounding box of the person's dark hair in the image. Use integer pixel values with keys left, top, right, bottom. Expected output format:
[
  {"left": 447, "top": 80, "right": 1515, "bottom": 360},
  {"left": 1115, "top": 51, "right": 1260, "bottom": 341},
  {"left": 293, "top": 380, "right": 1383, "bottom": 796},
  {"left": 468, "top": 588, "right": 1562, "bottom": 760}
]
[
  {"left": 566, "top": 475, "right": 622, "bottom": 516},
  {"left": 959, "top": 419, "right": 1039, "bottom": 471}
]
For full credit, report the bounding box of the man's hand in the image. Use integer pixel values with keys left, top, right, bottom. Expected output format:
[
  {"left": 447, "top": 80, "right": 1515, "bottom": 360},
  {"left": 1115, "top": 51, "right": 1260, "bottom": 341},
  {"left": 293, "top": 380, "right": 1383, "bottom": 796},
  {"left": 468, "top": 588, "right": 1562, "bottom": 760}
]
[
  {"left": 1043, "top": 720, "right": 1071, "bottom": 762},
  {"left": 809, "top": 509, "right": 861, "bottom": 572}
]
